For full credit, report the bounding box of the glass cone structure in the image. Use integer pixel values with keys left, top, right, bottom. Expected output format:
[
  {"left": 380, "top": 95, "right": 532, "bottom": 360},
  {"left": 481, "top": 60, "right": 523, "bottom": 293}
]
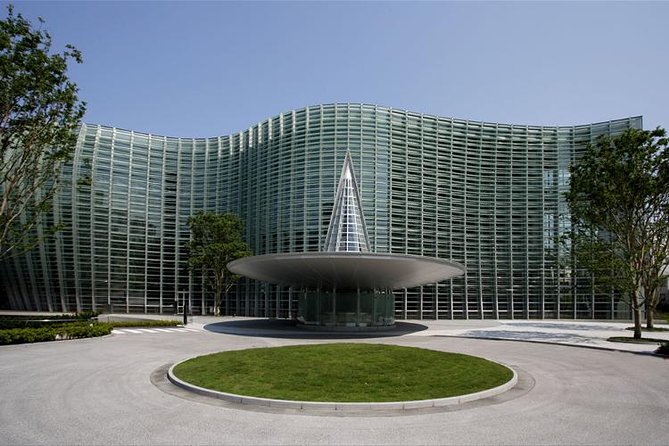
[
  {"left": 228, "top": 152, "right": 465, "bottom": 330},
  {"left": 324, "top": 151, "right": 370, "bottom": 253}
]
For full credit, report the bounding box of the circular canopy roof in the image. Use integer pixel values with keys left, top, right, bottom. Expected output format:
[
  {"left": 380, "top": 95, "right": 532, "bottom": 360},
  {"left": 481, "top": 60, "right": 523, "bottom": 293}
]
[{"left": 227, "top": 252, "right": 465, "bottom": 290}]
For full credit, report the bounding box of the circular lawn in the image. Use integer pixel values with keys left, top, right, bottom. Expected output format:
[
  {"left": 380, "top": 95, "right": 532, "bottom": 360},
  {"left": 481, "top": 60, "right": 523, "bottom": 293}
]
[{"left": 172, "top": 343, "right": 513, "bottom": 403}]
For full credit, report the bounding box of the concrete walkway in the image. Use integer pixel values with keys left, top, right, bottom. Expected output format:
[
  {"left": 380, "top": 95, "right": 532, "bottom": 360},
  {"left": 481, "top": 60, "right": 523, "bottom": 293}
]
[
  {"left": 175, "top": 315, "right": 669, "bottom": 354},
  {"left": 2, "top": 314, "right": 669, "bottom": 445},
  {"left": 404, "top": 319, "right": 669, "bottom": 354},
  {"left": 3, "top": 310, "right": 667, "bottom": 353},
  {"left": 2, "top": 319, "right": 668, "bottom": 445}
]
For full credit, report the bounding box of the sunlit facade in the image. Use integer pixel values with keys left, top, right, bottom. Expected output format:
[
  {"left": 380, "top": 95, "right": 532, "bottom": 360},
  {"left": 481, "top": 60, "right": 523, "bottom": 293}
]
[
  {"left": 228, "top": 151, "right": 465, "bottom": 329},
  {"left": 0, "top": 104, "right": 642, "bottom": 319}
]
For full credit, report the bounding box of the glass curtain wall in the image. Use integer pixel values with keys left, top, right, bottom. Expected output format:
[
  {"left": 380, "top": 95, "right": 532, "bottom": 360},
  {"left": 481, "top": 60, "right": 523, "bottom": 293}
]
[{"left": 0, "top": 104, "right": 641, "bottom": 320}]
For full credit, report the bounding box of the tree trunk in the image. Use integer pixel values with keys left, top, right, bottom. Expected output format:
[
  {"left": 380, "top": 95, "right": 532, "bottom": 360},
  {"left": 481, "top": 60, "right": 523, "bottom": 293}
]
[
  {"left": 214, "top": 279, "right": 223, "bottom": 317},
  {"left": 647, "top": 286, "right": 661, "bottom": 330},
  {"left": 224, "top": 280, "right": 235, "bottom": 317},
  {"left": 631, "top": 291, "right": 642, "bottom": 339},
  {"left": 224, "top": 289, "right": 229, "bottom": 316},
  {"left": 645, "top": 299, "right": 654, "bottom": 330},
  {"left": 213, "top": 297, "right": 220, "bottom": 317}
]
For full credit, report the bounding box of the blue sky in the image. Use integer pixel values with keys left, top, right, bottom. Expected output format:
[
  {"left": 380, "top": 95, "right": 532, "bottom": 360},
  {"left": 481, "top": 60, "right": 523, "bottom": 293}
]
[{"left": 5, "top": 1, "right": 668, "bottom": 137}]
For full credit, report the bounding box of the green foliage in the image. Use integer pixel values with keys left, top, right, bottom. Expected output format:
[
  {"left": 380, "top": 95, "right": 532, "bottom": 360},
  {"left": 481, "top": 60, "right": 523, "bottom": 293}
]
[
  {"left": 608, "top": 336, "right": 667, "bottom": 344},
  {"left": 0, "top": 318, "right": 66, "bottom": 329},
  {"left": 57, "top": 321, "right": 111, "bottom": 339},
  {"left": 0, "top": 321, "right": 112, "bottom": 345},
  {"left": 566, "top": 128, "right": 669, "bottom": 234},
  {"left": 187, "top": 212, "right": 251, "bottom": 316},
  {"left": 75, "top": 310, "right": 99, "bottom": 320},
  {"left": 625, "top": 326, "right": 669, "bottom": 332},
  {"left": 0, "top": 313, "right": 79, "bottom": 320},
  {"left": 561, "top": 230, "right": 635, "bottom": 296},
  {"left": 656, "top": 342, "right": 669, "bottom": 355},
  {"left": 107, "top": 319, "right": 180, "bottom": 328},
  {"left": 173, "top": 344, "right": 514, "bottom": 403},
  {"left": 0, "top": 316, "right": 181, "bottom": 344},
  {"left": 0, "top": 5, "right": 86, "bottom": 260},
  {"left": 0, "top": 326, "right": 56, "bottom": 344},
  {"left": 0, "top": 311, "right": 99, "bottom": 329},
  {"left": 565, "top": 127, "right": 669, "bottom": 336}
]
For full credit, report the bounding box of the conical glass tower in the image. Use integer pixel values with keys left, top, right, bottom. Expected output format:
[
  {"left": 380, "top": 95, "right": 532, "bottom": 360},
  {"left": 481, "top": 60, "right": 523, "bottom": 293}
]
[
  {"left": 324, "top": 151, "right": 370, "bottom": 252},
  {"left": 228, "top": 149, "right": 465, "bottom": 330}
]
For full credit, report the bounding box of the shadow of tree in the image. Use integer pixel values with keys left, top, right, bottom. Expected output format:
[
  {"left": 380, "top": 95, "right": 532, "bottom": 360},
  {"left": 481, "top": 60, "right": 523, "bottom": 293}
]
[
  {"left": 461, "top": 330, "right": 600, "bottom": 344},
  {"left": 504, "top": 322, "right": 625, "bottom": 332}
]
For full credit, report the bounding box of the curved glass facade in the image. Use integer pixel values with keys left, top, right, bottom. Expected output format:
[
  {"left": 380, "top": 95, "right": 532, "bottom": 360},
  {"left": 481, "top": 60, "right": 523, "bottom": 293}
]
[{"left": 0, "top": 104, "right": 642, "bottom": 319}]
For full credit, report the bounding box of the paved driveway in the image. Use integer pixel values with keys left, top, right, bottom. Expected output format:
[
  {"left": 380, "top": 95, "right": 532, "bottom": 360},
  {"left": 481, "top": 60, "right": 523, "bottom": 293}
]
[{"left": 0, "top": 320, "right": 667, "bottom": 445}]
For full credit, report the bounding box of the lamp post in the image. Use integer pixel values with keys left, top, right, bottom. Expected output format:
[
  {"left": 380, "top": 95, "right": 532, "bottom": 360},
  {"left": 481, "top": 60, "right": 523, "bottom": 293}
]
[{"left": 179, "top": 290, "right": 188, "bottom": 325}]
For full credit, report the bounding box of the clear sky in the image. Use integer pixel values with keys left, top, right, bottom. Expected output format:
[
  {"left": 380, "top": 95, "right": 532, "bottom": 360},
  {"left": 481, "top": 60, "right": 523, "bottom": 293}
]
[{"left": 4, "top": 1, "right": 668, "bottom": 137}]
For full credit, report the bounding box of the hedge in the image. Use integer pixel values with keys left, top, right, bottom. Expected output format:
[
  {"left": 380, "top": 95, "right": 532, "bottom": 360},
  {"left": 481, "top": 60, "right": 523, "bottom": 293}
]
[
  {"left": 0, "top": 322, "right": 112, "bottom": 345},
  {"left": 107, "top": 320, "right": 181, "bottom": 328},
  {"left": 657, "top": 342, "right": 669, "bottom": 356},
  {"left": 0, "top": 318, "right": 184, "bottom": 345},
  {"left": 0, "top": 311, "right": 99, "bottom": 329}
]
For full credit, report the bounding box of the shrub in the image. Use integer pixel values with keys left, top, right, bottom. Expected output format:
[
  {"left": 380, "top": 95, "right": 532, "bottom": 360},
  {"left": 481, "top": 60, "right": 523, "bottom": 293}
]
[
  {"left": 657, "top": 342, "right": 669, "bottom": 356},
  {"left": 0, "top": 311, "right": 99, "bottom": 330},
  {"left": 0, "top": 319, "right": 36, "bottom": 330},
  {"left": 0, "top": 327, "right": 56, "bottom": 344},
  {"left": 75, "top": 310, "right": 100, "bottom": 320},
  {"left": 59, "top": 322, "right": 112, "bottom": 339},
  {"left": 0, "top": 311, "right": 97, "bottom": 319},
  {"left": 107, "top": 320, "right": 180, "bottom": 328},
  {"left": 0, "top": 316, "right": 74, "bottom": 330},
  {"left": 0, "top": 322, "right": 112, "bottom": 345}
]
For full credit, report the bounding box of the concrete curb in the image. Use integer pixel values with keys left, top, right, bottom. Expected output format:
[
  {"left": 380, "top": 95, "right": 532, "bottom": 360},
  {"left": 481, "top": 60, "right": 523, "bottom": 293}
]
[{"left": 167, "top": 359, "right": 518, "bottom": 412}]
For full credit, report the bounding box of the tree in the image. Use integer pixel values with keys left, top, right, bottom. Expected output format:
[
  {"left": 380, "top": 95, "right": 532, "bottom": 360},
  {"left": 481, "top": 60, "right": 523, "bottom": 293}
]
[
  {"left": 565, "top": 128, "right": 669, "bottom": 338},
  {"left": 560, "top": 229, "right": 636, "bottom": 319},
  {"left": 563, "top": 229, "right": 634, "bottom": 295},
  {"left": 187, "top": 212, "right": 251, "bottom": 316},
  {"left": 0, "top": 5, "right": 85, "bottom": 260}
]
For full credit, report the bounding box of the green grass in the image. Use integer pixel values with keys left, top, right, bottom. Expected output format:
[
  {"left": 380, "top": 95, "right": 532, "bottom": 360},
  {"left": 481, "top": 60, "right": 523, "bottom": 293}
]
[
  {"left": 173, "top": 343, "right": 513, "bottom": 402},
  {"left": 607, "top": 336, "right": 667, "bottom": 344},
  {"left": 626, "top": 326, "right": 669, "bottom": 332}
]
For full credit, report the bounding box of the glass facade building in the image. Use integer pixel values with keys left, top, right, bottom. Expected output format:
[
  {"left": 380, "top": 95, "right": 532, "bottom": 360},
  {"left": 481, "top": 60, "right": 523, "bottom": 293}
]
[{"left": 0, "top": 104, "right": 642, "bottom": 320}]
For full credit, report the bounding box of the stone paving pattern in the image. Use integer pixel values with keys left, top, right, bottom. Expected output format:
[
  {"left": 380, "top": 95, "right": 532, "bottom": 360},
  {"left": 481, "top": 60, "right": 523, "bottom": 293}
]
[{"left": 0, "top": 315, "right": 667, "bottom": 445}]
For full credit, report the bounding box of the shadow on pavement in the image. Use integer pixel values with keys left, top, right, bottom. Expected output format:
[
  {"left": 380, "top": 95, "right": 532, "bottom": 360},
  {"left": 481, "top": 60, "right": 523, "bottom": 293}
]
[
  {"left": 504, "top": 322, "right": 625, "bottom": 332},
  {"left": 204, "top": 318, "right": 428, "bottom": 339},
  {"left": 461, "top": 330, "right": 603, "bottom": 344}
]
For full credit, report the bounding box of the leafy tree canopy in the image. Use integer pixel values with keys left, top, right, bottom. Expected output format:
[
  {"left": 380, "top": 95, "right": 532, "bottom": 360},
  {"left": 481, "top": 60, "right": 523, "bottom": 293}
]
[
  {"left": 0, "top": 4, "right": 86, "bottom": 259},
  {"left": 565, "top": 127, "right": 669, "bottom": 336},
  {"left": 187, "top": 212, "right": 251, "bottom": 316}
]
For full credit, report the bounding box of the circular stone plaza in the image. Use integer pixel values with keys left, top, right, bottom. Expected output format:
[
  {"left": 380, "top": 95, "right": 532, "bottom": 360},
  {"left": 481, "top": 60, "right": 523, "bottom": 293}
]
[{"left": 1, "top": 317, "right": 668, "bottom": 445}]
